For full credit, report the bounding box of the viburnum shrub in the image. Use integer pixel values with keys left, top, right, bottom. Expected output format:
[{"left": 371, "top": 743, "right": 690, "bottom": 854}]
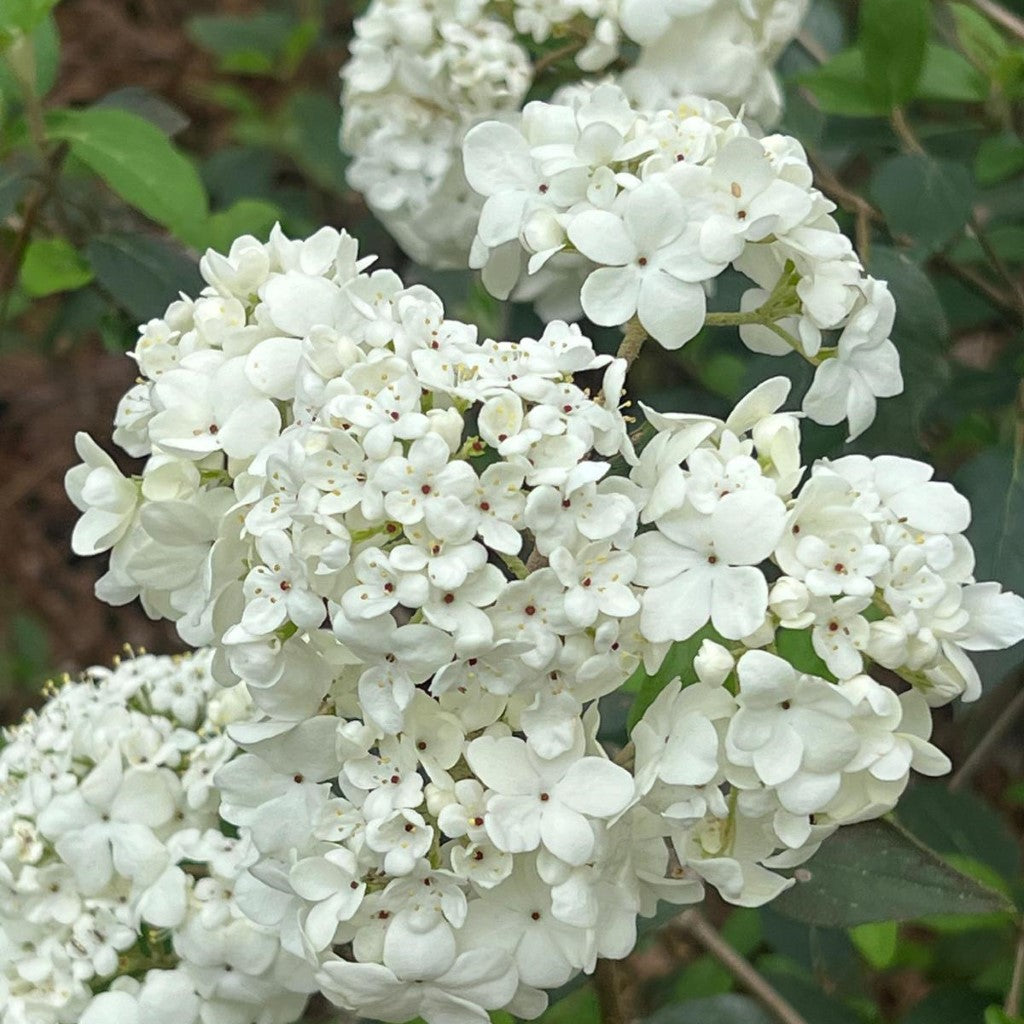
[
  {"left": 60, "top": 223, "right": 1024, "bottom": 1024},
  {"left": 339, "top": 0, "right": 808, "bottom": 269},
  {"left": 0, "top": 649, "right": 314, "bottom": 1024}
]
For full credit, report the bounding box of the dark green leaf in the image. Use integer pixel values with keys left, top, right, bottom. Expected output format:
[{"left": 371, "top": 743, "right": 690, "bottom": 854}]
[
  {"left": 859, "top": 0, "right": 931, "bottom": 108},
  {"left": 871, "top": 155, "right": 975, "bottom": 251},
  {"left": 187, "top": 12, "right": 314, "bottom": 76},
  {"left": 918, "top": 44, "right": 990, "bottom": 102},
  {"left": 756, "top": 966, "right": 862, "bottom": 1024},
  {"left": 953, "top": 447, "right": 1024, "bottom": 689},
  {"left": 948, "top": 224, "right": 1024, "bottom": 263},
  {"left": 645, "top": 994, "right": 773, "bottom": 1024},
  {"left": 45, "top": 107, "right": 208, "bottom": 239},
  {"left": 20, "top": 237, "right": 93, "bottom": 296},
  {"left": 0, "top": 167, "right": 30, "bottom": 220},
  {"left": 95, "top": 86, "right": 190, "bottom": 137},
  {"left": 858, "top": 246, "right": 949, "bottom": 454},
  {"left": 901, "top": 984, "right": 992, "bottom": 1024},
  {"left": 86, "top": 233, "right": 203, "bottom": 322},
  {"left": 896, "top": 782, "right": 1021, "bottom": 880},
  {"left": 975, "top": 134, "right": 1024, "bottom": 184},
  {"left": 278, "top": 90, "right": 349, "bottom": 192},
  {"left": 201, "top": 145, "right": 278, "bottom": 208},
  {"left": 626, "top": 624, "right": 720, "bottom": 730},
  {"left": 772, "top": 819, "right": 1014, "bottom": 926},
  {"left": 800, "top": 49, "right": 890, "bottom": 117},
  {"left": 537, "top": 985, "right": 600, "bottom": 1023}
]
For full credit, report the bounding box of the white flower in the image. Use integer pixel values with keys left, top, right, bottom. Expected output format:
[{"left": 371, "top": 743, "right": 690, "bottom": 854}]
[
  {"left": 65, "top": 433, "right": 139, "bottom": 556},
  {"left": 467, "top": 734, "right": 634, "bottom": 866},
  {"left": 636, "top": 491, "right": 787, "bottom": 642},
  {"left": 569, "top": 181, "right": 709, "bottom": 349},
  {"left": 318, "top": 947, "right": 521, "bottom": 1024},
  {"left": 802, "top": 280, "right": 903, "bottom": 439}
]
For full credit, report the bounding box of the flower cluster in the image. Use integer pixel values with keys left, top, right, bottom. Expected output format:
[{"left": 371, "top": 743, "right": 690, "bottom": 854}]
[
  {"left": 63, "top": 226, "right": 1024, "bottom": 1024},
  {"left": 339, "top": 0, "right": 808, "bottom": 270},
  {"left": 464, "top": 83, "right": 901, "bottom": 439},
  {"left": 340, "top": 0, "right": 532, "bottom": 268},
  {"left": 618, "top": 0, "right": 809, "bottom": 124},
  {"left": 0, "top": 649, "right": 312, "bottom": 1024}
]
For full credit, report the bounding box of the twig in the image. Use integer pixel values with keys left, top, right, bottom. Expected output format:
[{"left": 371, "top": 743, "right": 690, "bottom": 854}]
[
  {"left": 969, "top": 0, "right": 1024, "bottom": 42},
  {"left": 533, "top": 38, "right": 584, "bottom": 77},
  {"left": 807, "top": 153, "right": 880, "bottom": 265},
  {"left": 949, "top": 678, "right": 1024, "bottom": 791},
  {"left": 891, "top": 108, "right": 927, "bottom": 156},
  {"left": 675, "top": 910, "right": 810, "bottom": 1024},
  {"left": 796, "top": 30, "right": 829, "bottom": 65},
  {"left": 616, "top": 316, "right": 648, "bottom": 372},
  {"left": 810, "top": 151, "right": 1024, "bottom": 318},
  {"left": 0, "top": 144, "right": 68, "bottom": 324},
  {"left": 594, "top": 958, "right": 629, "bottom": 1024},
  {"left": 1007, "top": 925, "right": 1024, "bottom": 1016},
  {"left": 968, "top": 212, "right": 1024, "bottom": 322}
]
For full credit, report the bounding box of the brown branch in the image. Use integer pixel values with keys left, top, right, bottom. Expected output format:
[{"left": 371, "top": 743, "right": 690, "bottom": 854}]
[
  {"left": 949, "top": 677, "right": 1024, "bottom": 792},
  {"left": 969, "top": 0, "right": 1024, "bottom": 42},
  {"left": 594, "top": 958, "right": 630, "bottom": 1024},
  {"left": 1007, "top": 924, "right": 1024, "bottom": 1016},
  {"left": 533, "top": 38, "right": 584, "bottom": 78},
  {"left": 0, "top": 143, "right": 69, "bottom": 320},
  {"left": 675, "top": 910, "right": 810, "bottom": 1024},
  {"left": 616, "top": 315, "right": 648, "bottom": 372},
  {"left": 809, "top": 151, "right": 1024, "bottom": 318}
]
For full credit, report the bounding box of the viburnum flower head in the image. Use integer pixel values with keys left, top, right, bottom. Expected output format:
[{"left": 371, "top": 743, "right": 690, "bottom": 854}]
[
  {"left": 463, "top": 84, "right": 900, "bottom": 439},
  {"left": 0, "top": 648, "right": 313, "bottom": 1024},
  {"left": 64, "top": 224, "right": 1024, "bottom": 1024},
  {"left": 339, "top": 0, "right": 809, "bottom": 270}
]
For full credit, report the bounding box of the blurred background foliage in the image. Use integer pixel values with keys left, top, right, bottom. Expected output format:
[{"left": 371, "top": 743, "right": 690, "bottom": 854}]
[{"left": 2, "top": 1, "right": 1024, "bottom": 1023}]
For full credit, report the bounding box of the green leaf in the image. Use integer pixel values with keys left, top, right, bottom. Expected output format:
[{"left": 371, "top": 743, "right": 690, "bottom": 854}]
[
  {"left": 19, "top": 237, "right": 93, "bottom": 296},
  {"left": 896, "top": 782, "right": 1021, "bottom": 880},
  {"left": 948, "top": 224, "right": 1024, "bottom": 263},
  {"left": 0, "top": 11, "right": 57, "bottom": 98},
  {"left": 86, "top": 233, "right": 203, "bottom": 322},
  {"left": 645, "top": 994, "right": 773, "bottom": 1024},
  {"left": 187, "top": 12, "right": 315, "bottom": 76},
  {"left": 986, "top": 1007, "right": 1024, "bottom": 1024},
  {"left": 277, "top": 90, "right": 350, "bottom": 192},
  {"left": 772, "top": 819, "right": 1014, "bottom": 927},
  {"left": 859, "top": 0, "right": 931, "bottom": 108},
  {"left": 918, "top": 43, "right": 990, "bottom": 101},
  {"left": 870, "top": 155, "right": 975, "bottom": 251},
  {"left": 902, "top": 985, "right": 992, "bottom": 1023},
  {"left": 799, "top": 49, "right": 890, "bottom": 117},
  {"left": 774, "top": 628, "right": 835, "bottom": 681},
  {"left": 976, "top": 134, "right": 1024, "bottom": 184},
  {"left": 626, "top": 624, "right": 720, "bottom": 730},
  {"left": 538, "top": 985, "right": 600, "bottom": 1023},
  {"left": 45, "top": 107, "right": 208, "bottom": 240},
  {"left": 859, "top": 246, "right": 949, "bottom": 454},
  {"left": 850, "top": 920, "right": 899, "bottom": 969},
  {"left": 951, "top": 3, "right": 1009, "bottom": 72},
  {"left": 0, "top": 0, "right": 58, "bottom": 43},
  {"left": 193, "top": 198, "right": 282, "bottom": 253}
]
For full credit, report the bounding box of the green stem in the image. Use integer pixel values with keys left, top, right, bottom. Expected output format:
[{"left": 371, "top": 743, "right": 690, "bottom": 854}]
[{"left": 499, "top": 553, "right": 529, "bottom": 580}]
